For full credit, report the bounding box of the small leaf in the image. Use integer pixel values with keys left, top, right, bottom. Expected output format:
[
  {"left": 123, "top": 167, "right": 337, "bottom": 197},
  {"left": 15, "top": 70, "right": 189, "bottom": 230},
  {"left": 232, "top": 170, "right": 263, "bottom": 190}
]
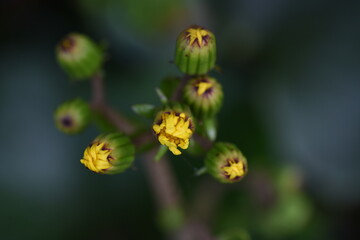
[
  {"left": 132, "top": 104, "right": 156, "bottom": 118},
  {"left": 195, "top": 166, "right": 207, "bottom": 176},
  {"left": 155, "top": 145, "right": 168, "bottom": 162},
  {"left": 204, "top": 117, "right": 217, "bottom": 141},
  {"left": 155, "top": 88, "right": 168, "bottom": 104}
]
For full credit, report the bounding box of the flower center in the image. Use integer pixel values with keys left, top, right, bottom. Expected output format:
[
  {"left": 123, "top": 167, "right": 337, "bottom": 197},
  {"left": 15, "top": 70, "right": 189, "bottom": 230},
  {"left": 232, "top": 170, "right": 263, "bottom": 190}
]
[
  {"left": 153, "top": 112, "right": 193, "bottom": 155},
  {"left": 186, "top": 28, "right": 209, "bottom": 47},
  {"left": 196, "top": 81, "right": 213, "bottom": 96},
  {"left": 222, "top": 159, "right": 245, "bottom": 180},
  {"left": 60, "top": 37, "right": 75, "bottom": 52},
  {"left": 61, "top": 116, "right": 73, "bottom": 127},
  {"left": 80, "top": 142, "right": 112, "bottom": 172}
]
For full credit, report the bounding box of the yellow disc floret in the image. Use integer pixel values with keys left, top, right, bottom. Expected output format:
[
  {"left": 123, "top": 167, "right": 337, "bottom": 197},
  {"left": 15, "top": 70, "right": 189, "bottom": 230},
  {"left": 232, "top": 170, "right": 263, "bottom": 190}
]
[
  {"left": 80, "top": 142, "right": 112, "bottom": 173},
  {"left": 153, "top": 111, "right": 193, "bottom": 155},
  {"left": 186, "top": 28, "right": 209, "bottom": 47},
  {"left": 222, "top": 159, "right": 245, "bottom": 180},
  {"left": 196, "top": 81, "right": 213, "bottom": 96}
]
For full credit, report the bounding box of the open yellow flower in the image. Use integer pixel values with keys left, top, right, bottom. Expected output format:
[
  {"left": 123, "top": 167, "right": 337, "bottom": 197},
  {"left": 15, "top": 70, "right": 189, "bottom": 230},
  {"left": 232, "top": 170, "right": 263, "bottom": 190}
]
[{"left": 153, "top": 111, "right": 194, "bottom": 155}]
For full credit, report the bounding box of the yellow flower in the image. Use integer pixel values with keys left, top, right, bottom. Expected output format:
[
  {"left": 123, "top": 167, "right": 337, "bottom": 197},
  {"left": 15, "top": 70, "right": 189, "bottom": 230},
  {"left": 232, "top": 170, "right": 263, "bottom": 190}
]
[
  {"left": 196, "top": 81, "right": 213, "bottom": 96},
  {"left": 186, "top": 27, "right": 209, "bottom": 47},
  {"left": 153, "top": 111, "right": 193, "bottom": 155},
  {"left": 80, "top": 142, "right": 112, "bottom": 173},
  {"left": 222, "top": 159, "right": 245, "bottom": 180}
]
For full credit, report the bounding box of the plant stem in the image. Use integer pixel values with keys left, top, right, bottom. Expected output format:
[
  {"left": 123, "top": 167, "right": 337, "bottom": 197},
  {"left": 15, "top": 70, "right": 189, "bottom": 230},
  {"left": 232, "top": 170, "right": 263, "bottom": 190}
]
[
  {"left": 170, "top": 75, "right": 190, "bottom": 101},
  {"left": 143, "top": 148, "right": 181, "bottom": 209},
  {"left": 90, "top": 73, "right": 136, "bottom": 135}
]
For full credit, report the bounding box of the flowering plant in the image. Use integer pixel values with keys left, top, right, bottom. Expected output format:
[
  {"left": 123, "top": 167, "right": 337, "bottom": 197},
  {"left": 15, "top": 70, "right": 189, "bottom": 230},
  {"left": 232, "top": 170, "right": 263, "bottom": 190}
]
[{"left": 54, "top": 25, "right": 249, "bottom": 237}]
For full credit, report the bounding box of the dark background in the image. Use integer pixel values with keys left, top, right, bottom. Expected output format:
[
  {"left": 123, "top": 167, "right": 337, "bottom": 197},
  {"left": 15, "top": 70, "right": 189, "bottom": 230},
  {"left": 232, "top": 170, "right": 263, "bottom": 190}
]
[{"left": 0, "top": 0, "right": 359, "bottom": 239}]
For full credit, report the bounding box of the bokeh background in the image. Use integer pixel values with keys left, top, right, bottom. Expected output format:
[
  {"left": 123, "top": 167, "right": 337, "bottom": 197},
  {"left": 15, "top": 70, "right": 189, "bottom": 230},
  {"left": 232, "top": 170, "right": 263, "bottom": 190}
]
[{"left": 0, "top": 0, "right": 359, "bottom": 239}]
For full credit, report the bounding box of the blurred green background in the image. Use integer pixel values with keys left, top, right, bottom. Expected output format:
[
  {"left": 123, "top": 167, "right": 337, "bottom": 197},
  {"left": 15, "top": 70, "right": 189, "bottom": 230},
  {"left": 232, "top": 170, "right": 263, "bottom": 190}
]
[{"left": 0, "top": 0, "right": 359, "bottom": 239}]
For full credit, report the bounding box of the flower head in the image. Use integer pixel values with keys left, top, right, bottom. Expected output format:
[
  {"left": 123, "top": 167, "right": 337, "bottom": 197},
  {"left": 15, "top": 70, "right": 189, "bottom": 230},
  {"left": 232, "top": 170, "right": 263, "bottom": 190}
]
[
  {"left": 81, "top": 142, "right": 112, "bottom": 172},
  {"left": 153, "top": 109, "right": 194, "bottom": 155},
  {"left": 183, "top": 76, "right": 223, "bottom": 118},
  {"left": 185, "top": 27, "right": 210, "bottom": 47},
  {"left": 80, "top": 133, "right": 135, "bottom": 174},
  {"left": 222, "top": 159, "right": 245, "bottom": 180},
  {"left": 205, "top": 142, "right": 248, "bottom": 183},
  {"left": 175, "top": 25, "right": 216, "bottom": 75},
  {"left": 196, "top": 81, "right": 213, "bottom": 96},
  {"left": 54, "top": 99, "right": 90, "bottom": 134},
  {"left": 56, "top": 33, "right": 104, "bottom": 80}
]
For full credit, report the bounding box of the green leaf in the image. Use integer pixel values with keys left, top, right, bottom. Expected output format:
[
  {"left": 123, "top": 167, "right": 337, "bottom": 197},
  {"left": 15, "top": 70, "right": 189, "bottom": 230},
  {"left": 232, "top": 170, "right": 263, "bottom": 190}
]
[
  {"left": 204, "top": 117, "right": 217, "bottom": 141},
  {"left": 155, "top": 88, "right": 168, "bottom": 104},
  {"left": 155, "top": 145, "right": 168, "bottom": 162},
  {"left": 132, "top": 104, "right": 156, "bottom": 118}
]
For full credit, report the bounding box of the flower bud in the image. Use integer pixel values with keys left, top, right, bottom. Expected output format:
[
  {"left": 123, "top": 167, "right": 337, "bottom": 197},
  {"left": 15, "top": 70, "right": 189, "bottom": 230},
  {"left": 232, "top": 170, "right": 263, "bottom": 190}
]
[
  {"left": 152, "top": 104, "right": 195, "bottom": 155},
  {"left": 183, "top": 75, "right": 223, "bottom": 118},
  {"left": 56, "top": 33, "right": 104, "bottom": 80},
  {"left": 205, "top": 142, "right": 248, "bottom": 183},
  {"left": 80, "top": 133, "right": 135, "bottom": 174},
  {"left": 175, "top": 26, "right": 216, "bottom": 75},
  {"left": 54, "top": 99, "right": 90, "bottom": 134}
]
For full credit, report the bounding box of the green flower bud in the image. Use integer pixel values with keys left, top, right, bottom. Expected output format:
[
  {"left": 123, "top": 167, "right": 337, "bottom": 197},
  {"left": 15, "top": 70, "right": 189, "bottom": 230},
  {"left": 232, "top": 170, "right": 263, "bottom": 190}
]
[
  {"left": 56, "top": 33, "right": 104, "bottom": 80},
  {"left": 205, "top": 142, "right": 248, "bottom": 183},
  {"left": 153, "top": 104, "right": 195, "bottom": 155},
  {"left": 54, "top": 99, "right": 90, "bottom": 134},
  {"left": 175, "top": 25, "right": 216, "bottom": 75},
  {"left": 80, "top": 133, "right": 135, "bottom": 174},
  {"left": 183, "top": 75, "right": 223, "bottom": 118}
]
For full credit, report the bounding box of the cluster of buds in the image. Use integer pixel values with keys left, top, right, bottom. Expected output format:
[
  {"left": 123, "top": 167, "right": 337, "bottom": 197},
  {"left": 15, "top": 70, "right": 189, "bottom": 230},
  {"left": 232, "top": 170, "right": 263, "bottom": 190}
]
[
  {"left": 54, "top": 33, "right": 136, "bottom": 175},
  {"left": 54, "top": 27, "right": 248, "bottom": 183},
  {"left": 150, "top": 26, "right": 248, "bottom": 183}
]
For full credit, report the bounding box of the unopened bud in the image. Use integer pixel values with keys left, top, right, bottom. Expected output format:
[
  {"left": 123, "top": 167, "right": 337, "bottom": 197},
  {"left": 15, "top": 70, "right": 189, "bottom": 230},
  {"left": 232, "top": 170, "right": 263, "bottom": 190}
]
[
  {"left": 175, "top": 26, "right": 216, "bottom": 75},
  {"left": 54, "top": 99, "right": 90, "bottom": 134},
  {"left": 56, "top": 33, "right": 104, "bottom": 80},
  {"left": 183, "top": 75, "right": 223, "bottom": 118},
  {"left": 205, "top": 142, "right": 248, "bottom": 183},
  {"left": 80, "top": 133, "right": 135, "bottom": 174}
]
